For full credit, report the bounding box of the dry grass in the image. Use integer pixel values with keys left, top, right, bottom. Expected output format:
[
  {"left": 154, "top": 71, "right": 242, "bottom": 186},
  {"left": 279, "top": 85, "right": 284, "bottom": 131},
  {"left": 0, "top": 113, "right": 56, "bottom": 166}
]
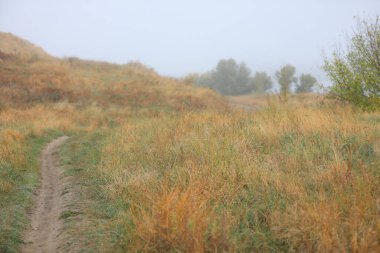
[
  {"left": 1, "top": 32, "right": 379, "bottom": 252},
  {"left": 0, "top": 33, "right": 226, "bottom": 112},
  {"left": 0, "top": 32, "right": 228, "bottom": 252},
  {"left": 98, "top": 101, "right": 379, "bottom": 252},
  {"left": 0, "top": 103, "right": 107, "bottom": 196},
  {"left": 227, "top": 93, "right": 325, "bottom": 111},
  {"left": 0, "top": 32, "right": 53, "bottom": 61},
  {"left": 0, "top": 32, "right": 226, "bottom": 198}
]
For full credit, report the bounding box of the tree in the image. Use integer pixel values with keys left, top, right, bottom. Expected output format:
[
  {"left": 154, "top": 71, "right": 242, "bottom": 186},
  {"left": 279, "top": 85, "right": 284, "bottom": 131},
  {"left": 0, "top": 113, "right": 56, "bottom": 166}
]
[
  {"left": 275, "top": 64, "right": 297, "bottom": 101},
  {"left": 296, "top": 74, "right": 317, "bottom": 93},
  {"left": 211, "top": 59, "right": 253, "bottom": 95},
  {"left": 193, "top": 59, "right": 253, "bottom": 95},
  {"left": 323, "top": 16, "right": 380, "bottom": 111},
  {"left": 251, "top": 71, "right": 273, "bottom": 93}
]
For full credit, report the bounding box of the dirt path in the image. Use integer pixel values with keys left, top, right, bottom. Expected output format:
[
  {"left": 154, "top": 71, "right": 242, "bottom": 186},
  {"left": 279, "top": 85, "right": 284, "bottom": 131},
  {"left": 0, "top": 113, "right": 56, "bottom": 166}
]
[{"left": 22, "top": 136, "right": 69, "bottom": 253}]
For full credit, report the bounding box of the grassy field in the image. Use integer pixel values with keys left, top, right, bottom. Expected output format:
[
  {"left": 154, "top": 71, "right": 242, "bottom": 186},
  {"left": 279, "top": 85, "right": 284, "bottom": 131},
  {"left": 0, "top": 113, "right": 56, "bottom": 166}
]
[
  {"left": 77, "top": 102, "right": 378, "bottom": 252},
  {"left": 0, "top": 33, "right": 379, "bottom": 252}
]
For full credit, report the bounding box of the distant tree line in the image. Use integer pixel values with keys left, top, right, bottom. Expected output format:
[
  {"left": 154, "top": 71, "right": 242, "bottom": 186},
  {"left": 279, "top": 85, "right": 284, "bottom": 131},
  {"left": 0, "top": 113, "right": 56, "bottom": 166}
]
[{"left": 186, "top": 59, "right": 318, "bottom": 97}]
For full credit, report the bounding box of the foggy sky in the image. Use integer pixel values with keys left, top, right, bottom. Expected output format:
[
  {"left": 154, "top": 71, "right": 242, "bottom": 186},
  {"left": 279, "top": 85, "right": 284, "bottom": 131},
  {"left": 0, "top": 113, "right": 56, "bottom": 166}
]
[{"left": 1, "top": 0, "right": 380, "bottom": 84}]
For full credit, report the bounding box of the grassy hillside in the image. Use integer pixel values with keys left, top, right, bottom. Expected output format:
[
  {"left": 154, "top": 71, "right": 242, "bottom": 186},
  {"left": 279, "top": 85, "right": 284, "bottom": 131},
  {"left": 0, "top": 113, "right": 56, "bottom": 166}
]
[
  {"left": 0, "top": 33, "right": 226, "bottom": 112},
  {"left": 0, "top": 33, "right": 379, "bottom": 252},
  {"left": 0, "top": 33, "right": 226, "bottom": 252},
  {"left": 0, "top": 32, "right": 53, "bottom": 61}
]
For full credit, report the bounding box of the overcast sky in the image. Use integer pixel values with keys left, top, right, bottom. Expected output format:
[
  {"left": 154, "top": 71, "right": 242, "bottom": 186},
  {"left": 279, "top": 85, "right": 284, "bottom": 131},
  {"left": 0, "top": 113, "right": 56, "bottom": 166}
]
[{"left": 1, "top": 0, "right": 379, "bottom": 84}]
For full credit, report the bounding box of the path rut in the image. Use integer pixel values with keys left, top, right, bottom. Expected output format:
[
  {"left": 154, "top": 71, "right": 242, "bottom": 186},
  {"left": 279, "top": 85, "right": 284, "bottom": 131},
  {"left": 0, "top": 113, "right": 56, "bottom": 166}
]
[{"left": 22, "top": 136, "right": 69, "bottom": 253}]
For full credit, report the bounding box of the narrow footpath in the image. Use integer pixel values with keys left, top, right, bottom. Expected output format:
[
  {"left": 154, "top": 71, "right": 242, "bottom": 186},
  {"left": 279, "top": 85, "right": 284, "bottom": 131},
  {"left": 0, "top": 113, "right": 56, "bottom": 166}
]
[{"left": 22, "top": 136, "right": 69, "bottom": 253}]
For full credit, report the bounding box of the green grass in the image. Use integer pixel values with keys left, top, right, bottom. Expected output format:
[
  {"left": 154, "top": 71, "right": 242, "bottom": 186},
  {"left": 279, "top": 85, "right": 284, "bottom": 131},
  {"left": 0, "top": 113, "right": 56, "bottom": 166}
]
[
  {"left": 90, "top": 107, "right": 380, "bottom": 252},
  {"left": 58, "top": 131, "right": 123, "bottom": 252},
  {"left": 0, "top": 130, "right": 66, "bottom": 253}
]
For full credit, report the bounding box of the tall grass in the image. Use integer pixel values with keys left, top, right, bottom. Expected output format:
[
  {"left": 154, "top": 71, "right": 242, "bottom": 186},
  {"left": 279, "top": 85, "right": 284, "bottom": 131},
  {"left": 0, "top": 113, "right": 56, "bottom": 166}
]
[
  {"left": 98, "top": 103, "right": 379, "bottom": 252},
  {"left": 0, "top": 103, "right": 128, "bottom": 252},
  {"left": 1, "top": 33, "right": 378, "bottom": 252},
  {"left": 0, "top": 33, "right": 228, "bottom": 252}
]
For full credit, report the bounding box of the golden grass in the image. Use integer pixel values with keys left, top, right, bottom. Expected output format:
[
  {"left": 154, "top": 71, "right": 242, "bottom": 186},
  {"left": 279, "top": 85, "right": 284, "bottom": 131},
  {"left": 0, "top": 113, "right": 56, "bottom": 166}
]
[
  {"left": 0, "top": 129, "right": 26, "bottom": 168},
  {"left": 98, "top": 102, "right": 379, "bottom": 252},
  {"left": 0, "top": 32, "right": 231, "bottom": 252},
  {"left": 0, "top": 33, "right": 226, "bottom": 202},
  {"left": 1, "top": 32, "right": 378, "bottom": 252},
  {"left": 227, "top": 93, "right": 325, "bottom": 110},
  {"left": 1, "top": 51, "right": 225, "bottom": 112},
  {"left": 0, "top": 32, "right": 53, "bottom": 61}
]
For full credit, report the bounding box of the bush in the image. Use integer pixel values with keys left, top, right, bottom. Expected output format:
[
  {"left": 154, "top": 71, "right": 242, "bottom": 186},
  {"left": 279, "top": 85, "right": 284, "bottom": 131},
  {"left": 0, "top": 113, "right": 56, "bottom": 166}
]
[{"left": 323, "top": 16, "right": 380, "bottom": 111}]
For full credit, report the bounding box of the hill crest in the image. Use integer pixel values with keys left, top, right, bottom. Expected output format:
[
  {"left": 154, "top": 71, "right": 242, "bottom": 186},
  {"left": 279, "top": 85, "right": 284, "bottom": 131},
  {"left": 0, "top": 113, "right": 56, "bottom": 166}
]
[{"left": 0, "top": 32, "right": 52, "bottom": 60}]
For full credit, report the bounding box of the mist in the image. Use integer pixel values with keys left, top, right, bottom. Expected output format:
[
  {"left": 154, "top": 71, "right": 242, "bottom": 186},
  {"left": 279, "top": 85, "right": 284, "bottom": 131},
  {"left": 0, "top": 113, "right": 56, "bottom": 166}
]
[{"left": 1, "top": 0, "right": 379, "bottom": 84}]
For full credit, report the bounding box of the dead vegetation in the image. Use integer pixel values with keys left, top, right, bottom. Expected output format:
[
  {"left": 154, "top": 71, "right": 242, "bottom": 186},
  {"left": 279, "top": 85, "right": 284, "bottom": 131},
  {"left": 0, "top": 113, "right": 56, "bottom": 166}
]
[{"left": 97, "top": 101, "right": 379, "bottom": 252}]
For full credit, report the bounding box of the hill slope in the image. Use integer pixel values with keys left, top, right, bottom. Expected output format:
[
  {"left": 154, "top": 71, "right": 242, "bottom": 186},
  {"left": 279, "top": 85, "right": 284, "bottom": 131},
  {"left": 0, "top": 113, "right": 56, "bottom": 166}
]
[
  {"left": 0, "top": 32, "right": 226, "bottom": 111},
  {"left": 0, "top": 32, "right": 226, "bottom": 252},
  {"left": 0, "top": 32, "right": 53, "bottom": 60}
]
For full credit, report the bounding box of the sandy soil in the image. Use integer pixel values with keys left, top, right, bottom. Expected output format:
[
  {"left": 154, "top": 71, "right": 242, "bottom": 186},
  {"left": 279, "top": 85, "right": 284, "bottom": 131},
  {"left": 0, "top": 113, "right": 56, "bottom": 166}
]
[{"left": 22, "top": 136, "right": 69, "bottom": 253}]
